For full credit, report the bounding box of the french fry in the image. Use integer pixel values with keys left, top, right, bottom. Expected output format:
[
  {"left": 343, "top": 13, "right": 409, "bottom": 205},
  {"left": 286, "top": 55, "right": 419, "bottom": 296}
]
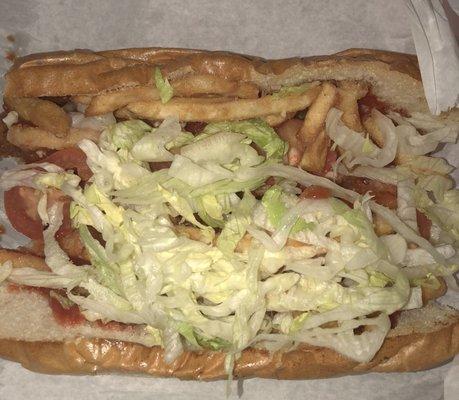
[
  {"left": 4, "top": 97, "right": 71, "bottom": 138},
  {"left": 86, "top": 86, "right": 160, "bottom": 116},
  {"left": 362, "top": 112, "right": 411, "bottom": 164},
  {"left": 299, "top": 82, "right": 337, "bottom": 172},
  {"left": 172, "top": 74, "right": 259, "bottom": 99},
  {"left": 126, "top": 85, "right": 321, "bottom": 122},
  {"left": 7, "top": 125, "right": 100, "bottom": 150},
  {"left": 263, "top": 112, "right": 295, "bottom": 127},
  {"left": 300, "top": 129, "right": 330, "bottom": 172},
  {"left": 85, "top": 74, "right": 260, "bottom": 116},
  {"left": 336, "top": 80, "right": 368, "bottom": 132}
]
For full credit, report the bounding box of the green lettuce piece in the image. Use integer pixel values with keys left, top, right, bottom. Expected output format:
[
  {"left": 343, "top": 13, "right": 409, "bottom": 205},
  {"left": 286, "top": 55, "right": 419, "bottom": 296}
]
[
  {"left": 154, "top": 67, "right": 174, "bottom": 103},
  {"left": 368, "top": 271, "right": 392, "bottom": 288},
  {"left": 203, "top": 119, "right": 286, "bottom": 160},
  {"left": 261, "top": 186, "right": 312, "bottom": 234},
  {"left": 195, "top": 332, "right": 230, "bottom": 350},
  {"left": 78, "top": 225, "right": 121, "bottom": 294},
  {"left": 107, "top": 120, "right": 151, "bottom": 151}
]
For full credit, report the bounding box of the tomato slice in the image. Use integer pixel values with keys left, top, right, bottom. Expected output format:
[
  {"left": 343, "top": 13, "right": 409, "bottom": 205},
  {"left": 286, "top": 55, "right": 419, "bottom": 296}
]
[
  {"left": 323, "top": 149, "right": 337, "bottom": 174},
  {"left": 416, "top": 209, "right": 432, "bottom": 240},
  {"left": 42, "top": 147, "right": 92, "bottom": 181},
  {"left": 300, "top": 185, "right": 332, "bottom": 199},
  {"left": 339, "top": 176, "right": 397, "bottom": 209},
  {"left": 4, "top": 186, "right": 43, "bottom": 239},
  {"left": 4, "top": 186, "right": 73, "bottom": 240}
]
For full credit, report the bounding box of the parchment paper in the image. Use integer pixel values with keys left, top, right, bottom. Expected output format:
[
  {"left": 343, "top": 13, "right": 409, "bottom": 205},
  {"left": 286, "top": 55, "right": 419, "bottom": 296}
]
[{"left": 0, "top": 1, "right": 458, "bottom": 399}]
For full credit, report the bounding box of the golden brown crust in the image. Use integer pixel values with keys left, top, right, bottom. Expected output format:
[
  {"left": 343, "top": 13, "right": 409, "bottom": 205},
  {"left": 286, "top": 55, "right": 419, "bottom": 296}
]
[
  {"left": 4, "top": 47, "right": 428, "bottom": 115},
  {"left": 0, "top": 318, "right": 457, "bottom": 379}
]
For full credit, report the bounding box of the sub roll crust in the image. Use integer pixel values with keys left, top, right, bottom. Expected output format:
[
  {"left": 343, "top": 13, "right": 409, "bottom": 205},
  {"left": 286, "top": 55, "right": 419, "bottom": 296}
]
[{"left": 0, "top": 47, "right": 458, "bottom": 380}]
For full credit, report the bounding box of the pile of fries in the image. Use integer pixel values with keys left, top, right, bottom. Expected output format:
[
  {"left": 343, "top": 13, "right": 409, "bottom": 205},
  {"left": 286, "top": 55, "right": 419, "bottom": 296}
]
[{"left": 3, "top": 66, "right": 401, "bottom": 183}]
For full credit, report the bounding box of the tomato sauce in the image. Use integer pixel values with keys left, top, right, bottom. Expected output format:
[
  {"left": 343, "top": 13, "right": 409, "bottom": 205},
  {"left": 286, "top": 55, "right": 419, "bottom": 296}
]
[
  {"left": 358, "top": 92, "right": 409, "bottom": 120},
  {"left": 339, "top": 176, "right": 397, "bottom": 209},
  {"left": 185, "top": 121, "right": 207, "bottom": 134},
  {"left": 416, "top": 209, "right": 432, "bottom": 240},
  {"left": 300, "top": 186, "right": 332, "bottom": 199}
]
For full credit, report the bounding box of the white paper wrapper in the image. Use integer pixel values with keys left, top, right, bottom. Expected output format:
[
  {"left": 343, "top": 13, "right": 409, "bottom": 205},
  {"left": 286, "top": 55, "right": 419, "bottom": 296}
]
[
  {"left": 0, "top": 1, "right": 458, "bottom": 399},
  {"left": 405, "top": 0, "right": 459, "bottom": 115}
]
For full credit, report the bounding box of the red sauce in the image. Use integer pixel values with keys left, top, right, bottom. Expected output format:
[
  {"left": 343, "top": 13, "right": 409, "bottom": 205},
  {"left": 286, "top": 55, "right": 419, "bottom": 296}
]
[
  {"left": 7, "top": 283, "right": 49, "bottom": 297},
  {"left": 339, "top": 176, "right": 397, "bottom": 209},
  {"left": 358, "top": 92, "right": 410, "bottom": 120},
  {"left": 7, "top": 284, "right": 85, "bottom": 326},
  {"left": 185, "top": 121, "right": 207, "bottom": 134},
  {"left": 48, "top": 294, "right": 86, "bottom": 326},
  {"left": 149, "top": 161, "right": 172, "bottom": 171},
  {"left": 323, "top": 149, "right": 338, "bottom": 175},
  {"left": 389, "top": 311, "right": 401, "bottom": 329},
  {"left": 416, "top": 209, "right": 432, "bottom": 240},
  {"left": 300, "top": 186, "right": 332, "bottom": 199}
]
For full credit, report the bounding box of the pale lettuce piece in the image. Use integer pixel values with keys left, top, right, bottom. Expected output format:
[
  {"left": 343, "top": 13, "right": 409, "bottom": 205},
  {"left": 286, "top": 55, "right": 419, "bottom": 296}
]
[
  {"left": 389, "top": 111, "right": 459, "bottom": 132},
  {"left": 396, "top": 124, "right": 458, "bottom": 156},
  {"left": 168, "top": 155, "right": 233, "bottom": 187},
  {"left": 79, "top": 139, "right": 151, "bottom": 191},
  {"left": 332, "top": 198, "right": 386, "bottom": 260},
  {"left": 415, "top": 188, "right": 459, "bottom": 245},
  {"left": 180, "top": 131, "right": 262, "bottom": 166},
  {"left": 203, "top": 119, "right": 286, "bottom": 160},
  {"left": 397, "top": 178, "right": 418, "bottom": 231},
  {"left": 154, "top": 67, "right": 173, "bottom": 103},
  {"left": 43, "top": 204, "right": 89, "bottom": 280},
  {"left": 342, "top": 165, "right": 412, "bottom": 185},
  {"left": 326, "top": 108, "right": 397, "bottom": 168},
  {"left": 403, "top": 244, "right": 456, "bottom": 267},
  {"left": 68, "top": 292, "right": 145, "bottom": 325},
  {"left": 8, "top": 268, "right": 84, "bottom": 289},
  {"left": 131, "top": 117, "right": 182, "bottom": 162},
  {"left": 0, "top": 163, "right": 64, "bottom": 191},
  {"left": 292, "top": 312, "right": 390, "bottom": 363},
  {"left": 370, "top": 202, "right": 446, "bottom": 265},
  {"left": 401, "top": 287, "right": 423, "bottom": 310},
  {"left": 106, "top": 120, "right": 151, "bottom": 151},
  {"left": 380, "top": 234, "right": 407, "bottom": 265},
  {"left": 2, "top": 110, "right": 18, "bottom": 128},
  {"left": 217, "top": 191, "right": 257, "bottom": 254},
  {"left": 403, "top": 156, "right": 455, "bottom": 176},
  {"left": 189, "top": 176, "right": 265, "bottom": 197},
  {"left": 0, "top": 261, "right": 12, "bottom": 283}
]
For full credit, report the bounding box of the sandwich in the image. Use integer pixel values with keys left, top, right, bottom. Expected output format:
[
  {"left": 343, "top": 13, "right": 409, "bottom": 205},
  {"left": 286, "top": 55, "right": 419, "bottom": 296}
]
[{"left": 0, "top": 47, "right": 458, "bottom": 380}]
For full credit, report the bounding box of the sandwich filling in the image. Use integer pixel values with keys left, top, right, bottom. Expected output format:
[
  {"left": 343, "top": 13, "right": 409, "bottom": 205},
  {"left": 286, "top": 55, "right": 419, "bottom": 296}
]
[{"left": 1, "top": 78, "right": 458, "bottom": 373}]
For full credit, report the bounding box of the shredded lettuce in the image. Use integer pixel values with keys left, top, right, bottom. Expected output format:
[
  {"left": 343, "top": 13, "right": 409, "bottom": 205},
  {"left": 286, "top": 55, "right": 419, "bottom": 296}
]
[
  {"left": 154, "top": 67, "right": 174, "bottom": 103},
  {"left": 4, "top": 113, "right": 457, "bottom": 371},
  {"left": 203, "top": 119, "right": 286, "bottom": 160}
]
